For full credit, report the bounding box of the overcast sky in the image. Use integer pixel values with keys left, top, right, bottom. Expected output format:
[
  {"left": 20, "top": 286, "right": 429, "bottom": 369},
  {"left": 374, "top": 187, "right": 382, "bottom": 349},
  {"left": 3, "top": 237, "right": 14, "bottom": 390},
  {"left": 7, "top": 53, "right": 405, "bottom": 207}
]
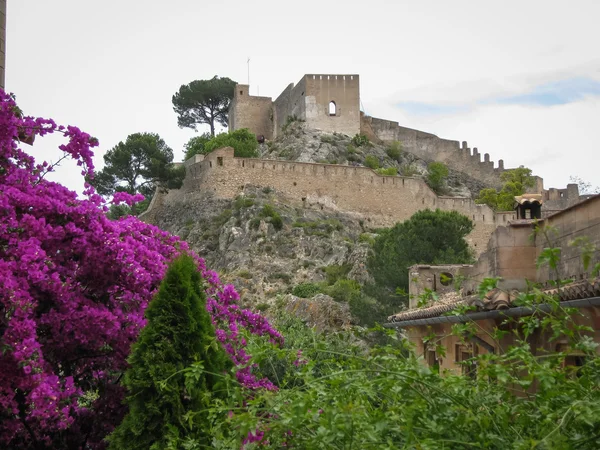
[{"left": 7, "top": 0, "right": 600, "bottom": 194}]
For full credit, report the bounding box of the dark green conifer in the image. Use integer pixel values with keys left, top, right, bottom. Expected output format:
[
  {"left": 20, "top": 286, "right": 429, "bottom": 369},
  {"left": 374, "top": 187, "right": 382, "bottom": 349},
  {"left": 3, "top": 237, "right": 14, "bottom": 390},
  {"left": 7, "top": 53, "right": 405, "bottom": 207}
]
[{"left": 107, "top": 255, "right": 232, "bottom": 449}]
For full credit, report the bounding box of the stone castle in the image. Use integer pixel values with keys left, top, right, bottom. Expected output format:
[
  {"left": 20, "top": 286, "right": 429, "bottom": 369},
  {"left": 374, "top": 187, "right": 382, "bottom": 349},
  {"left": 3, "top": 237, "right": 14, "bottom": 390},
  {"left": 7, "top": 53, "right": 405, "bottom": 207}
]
[
  {"left": 228, "top": 74, "right": 580, "bottom": 205},
  {"left": 143, "top": 74, "right": 585, "bottom": 253}
]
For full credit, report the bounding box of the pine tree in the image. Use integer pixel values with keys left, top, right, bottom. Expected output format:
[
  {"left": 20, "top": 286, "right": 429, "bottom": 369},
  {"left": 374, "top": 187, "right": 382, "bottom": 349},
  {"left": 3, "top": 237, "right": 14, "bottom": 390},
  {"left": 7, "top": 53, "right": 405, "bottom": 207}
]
[{"left": 107, "top": 255, "right": 233, "bottom": 449}]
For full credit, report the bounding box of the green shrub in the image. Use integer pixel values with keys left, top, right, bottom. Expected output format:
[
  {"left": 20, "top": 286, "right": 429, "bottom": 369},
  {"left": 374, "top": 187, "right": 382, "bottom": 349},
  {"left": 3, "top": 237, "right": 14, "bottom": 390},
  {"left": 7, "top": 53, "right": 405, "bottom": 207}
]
[
  {"left": 184, "top": 133, "right": 212, "bottom": 160},
  {"left": 386, "top": 141, "right": 402, "bottom": 161},
  {"left": 234, "top": 196, "right": 254, "bottom": 209},
  {"left": 364, "top": 155, "right": 380, "bottom": 170},
  {"left": 320, "top": 135, "right": 335, "bottom": 144},
  {"left": 269, "top": 272, "right": 292, "bottom": 283},
  {"left": 259, "top": 204, "right": 283, "bottom": 231},
  {"left": 293, "top": 219, "right": 343, "bottom": 236},
  {"left": 254, "top": 302, "right": 270, "bottom": 312},
  {"left": 426, "top": 161, "right": 449, "bottom": 194},
  {"left": 249, "top": 217, "right": 261, "bottom": 230},
  {"left": 325, "top": 278, "right": 361, "bottom": 302},
  {"left": 262, "top": 186, "right": 273, "bottom": 194},
  {"left": 346, "top": 144, "right": 356, "bottom": 154},
  {"left": 351, "top": 133, "right": 370, "bottom": 147},
  {"left": 348, "top": 292, "right": 382, "bottom": 326},
  {"left": 292, "top": 282, "right": 322, "bottom": 298},
  {"left": 359, "top": 233, "right": 375, "bottom": 246},
  {"left": 204, "top": 128, "right": 258, "bottom": 158},
  {"left": 376, "top": 167, "right": 398, "bottom": 176},
  {"left": 107, "top": 255, "right": 231, "bottom": 448},
  {"left": 401, "top": 164, "right": 419, "bottom": 176},
  {"left": 324, "top": 264, "right": 352, "bottom": 285},
  {"left": 368, "top": 209, "right": 473, "bottom": 292},
  {"left": 237, "top": 269, "right": 252, "bottom": 279},
  {"left": 282, "top": 115, "right": 304, "bottom": 133}
]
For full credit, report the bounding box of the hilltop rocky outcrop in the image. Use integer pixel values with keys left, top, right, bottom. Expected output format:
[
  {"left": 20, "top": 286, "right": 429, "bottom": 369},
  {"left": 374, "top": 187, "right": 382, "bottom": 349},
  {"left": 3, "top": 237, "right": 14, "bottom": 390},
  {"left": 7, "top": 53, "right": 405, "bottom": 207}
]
[
  {"left": 258, "top": 121, "right": 488, "bottom": 198},
  {"left": 149, "top": 124, "right": 497, "bottom": 325}
]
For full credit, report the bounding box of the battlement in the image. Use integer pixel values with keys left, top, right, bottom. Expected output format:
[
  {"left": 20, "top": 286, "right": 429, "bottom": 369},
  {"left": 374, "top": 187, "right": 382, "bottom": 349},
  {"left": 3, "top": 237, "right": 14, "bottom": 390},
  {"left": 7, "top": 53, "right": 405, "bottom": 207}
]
[
  {"left": 143, "top": 147, "right": 527, "bottom": 254},
  {"left": 361, "top": 114, "right": 510, "bottom": 189}
]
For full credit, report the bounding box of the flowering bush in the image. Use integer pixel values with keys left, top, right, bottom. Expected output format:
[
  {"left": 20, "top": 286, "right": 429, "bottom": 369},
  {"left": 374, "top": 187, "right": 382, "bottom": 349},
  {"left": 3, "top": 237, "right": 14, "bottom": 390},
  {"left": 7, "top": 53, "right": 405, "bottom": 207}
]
[{"left": 0, "top": 90, "right": 281, "bottom": 449}]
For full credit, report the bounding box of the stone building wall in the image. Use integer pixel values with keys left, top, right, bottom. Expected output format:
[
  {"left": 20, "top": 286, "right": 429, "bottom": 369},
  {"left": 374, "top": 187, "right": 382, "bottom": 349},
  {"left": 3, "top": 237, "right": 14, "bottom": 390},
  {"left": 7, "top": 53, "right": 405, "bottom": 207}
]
[
  {"left": 273, "top": 77, "right": 307, "bottom": 137},
  {"left": 408, "top": 264, "right": 473, "bottom": 309},
  {"left": 228, "top": 84, "right": 273, "bottom": 139},
  {"left": 0, "top": 0, "right": 6, "bottom": 89},
  {"left": 536, "top": 195, "right": 600, "bottom": 284},
  {"left": 146, "top": 147, "right": 514, "bottom": 255},
  {"left": 301, "top": 74, "right": 360, "bottom": 136}
]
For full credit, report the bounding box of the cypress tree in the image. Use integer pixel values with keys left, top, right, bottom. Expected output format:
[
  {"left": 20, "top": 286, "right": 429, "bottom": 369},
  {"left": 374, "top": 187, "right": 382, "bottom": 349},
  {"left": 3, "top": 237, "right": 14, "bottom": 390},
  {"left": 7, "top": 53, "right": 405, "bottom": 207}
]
[{"left": 107, "top": 255, "right": 233, "bottom": 449}]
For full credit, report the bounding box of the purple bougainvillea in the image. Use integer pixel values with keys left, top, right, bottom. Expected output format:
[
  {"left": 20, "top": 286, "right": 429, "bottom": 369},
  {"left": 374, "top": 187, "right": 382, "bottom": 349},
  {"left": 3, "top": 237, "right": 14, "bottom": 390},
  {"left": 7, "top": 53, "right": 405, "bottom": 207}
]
[{"left": 0, "top": 90, "right": 282, "bottom": 448}]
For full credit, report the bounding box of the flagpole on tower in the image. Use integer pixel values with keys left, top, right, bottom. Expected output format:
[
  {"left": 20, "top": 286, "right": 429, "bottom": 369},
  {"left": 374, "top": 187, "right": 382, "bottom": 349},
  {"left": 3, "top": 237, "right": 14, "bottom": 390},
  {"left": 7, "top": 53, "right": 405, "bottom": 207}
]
[{"left": 247, "top": 57, "right": 250, "bottom": 91}]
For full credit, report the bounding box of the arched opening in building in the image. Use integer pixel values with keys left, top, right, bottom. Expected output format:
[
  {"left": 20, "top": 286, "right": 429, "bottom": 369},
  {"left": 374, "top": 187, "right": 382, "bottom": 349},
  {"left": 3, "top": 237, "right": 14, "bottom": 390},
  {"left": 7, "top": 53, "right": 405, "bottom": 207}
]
[{"left": 328, "top": 101, "right": 336, "bottom": 116}]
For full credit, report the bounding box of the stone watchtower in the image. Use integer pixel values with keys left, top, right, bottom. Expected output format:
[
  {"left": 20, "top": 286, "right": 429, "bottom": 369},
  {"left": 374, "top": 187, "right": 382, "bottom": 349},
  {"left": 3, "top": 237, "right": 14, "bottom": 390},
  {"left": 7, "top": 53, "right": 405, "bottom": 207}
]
[{"left": 228, "top": 74, "right": 361, "bottom": 139}]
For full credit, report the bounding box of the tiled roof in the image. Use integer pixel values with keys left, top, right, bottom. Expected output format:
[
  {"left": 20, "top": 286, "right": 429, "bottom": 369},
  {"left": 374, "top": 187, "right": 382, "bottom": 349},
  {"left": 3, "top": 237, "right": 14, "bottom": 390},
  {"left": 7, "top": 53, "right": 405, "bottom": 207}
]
[
  {"left": 387, "top": 278, "right": 600, "bottom": 324},
  {"left": 514, "top": 193, "right": 543, "bottom": 205}
]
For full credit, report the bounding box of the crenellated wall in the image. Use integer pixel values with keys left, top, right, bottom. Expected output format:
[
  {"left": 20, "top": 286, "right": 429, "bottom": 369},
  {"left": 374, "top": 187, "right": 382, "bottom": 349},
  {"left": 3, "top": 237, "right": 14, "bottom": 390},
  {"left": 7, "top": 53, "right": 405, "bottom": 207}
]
[
  {"left": 144, "top": 147, "right": 521, "bottom": 254},
  {"left": 361, "top": 114, "right": 507, "bottom": 189}
]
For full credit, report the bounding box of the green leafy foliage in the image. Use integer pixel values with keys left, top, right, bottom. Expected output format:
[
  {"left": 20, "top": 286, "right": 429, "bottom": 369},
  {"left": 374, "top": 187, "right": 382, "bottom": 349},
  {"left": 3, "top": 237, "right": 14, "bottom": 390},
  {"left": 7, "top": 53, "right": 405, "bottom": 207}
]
[
  {"left": 107, "top": 255, "right": 233, "bottom": 449},
  {"left": 292, "top": 282, "right": 322, "bottom": 298},
  {"left": 386, "top": 141, "right": 403, "bottom": 161},
  {"left": 212, "top": 285, "right": 600, "bottom": 449},
  {"left": 476, "top": 166, "right": 535, "bottom": 211},
  {"left": 351, "top": 133, "right": 370, "bottom": 147},
  {"left": 204, "top": 128, "right": 259, "bottom": 158},
  {"left": 376, "top": 167, "right": 398, "bottom": 176},
  {"left": 281, "top": 115, "right": 304, "bottom": 133},
  {"left": 364, "top": 155, "right": 380, "bottom": 170},
  {"left": 259, "top": 204, "right": 283, "bottom": 230},
  {"left": 184, "top": 133, "right": 212, "bottom": 161},
  {"left": 368, "top": 209, "right": 474, "bottom": 292},
  {"left": 172, "top": 76, "right": 236, "bottom": 136},
  {"left": 400, "top": 164, "right": 419, "bottom": 176},
  {"left": 90, "top": 132, "right": 185, "bottom": 215},
  {"left": 426, "top": 161, "right": 449, "bottom": 194}
]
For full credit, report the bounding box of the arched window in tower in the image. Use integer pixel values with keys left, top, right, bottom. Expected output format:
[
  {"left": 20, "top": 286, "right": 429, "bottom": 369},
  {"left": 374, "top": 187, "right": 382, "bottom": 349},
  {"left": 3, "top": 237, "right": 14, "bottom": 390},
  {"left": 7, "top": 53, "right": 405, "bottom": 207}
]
[{"left": 329, "top": 101, "right": 336, "bottom": 116}]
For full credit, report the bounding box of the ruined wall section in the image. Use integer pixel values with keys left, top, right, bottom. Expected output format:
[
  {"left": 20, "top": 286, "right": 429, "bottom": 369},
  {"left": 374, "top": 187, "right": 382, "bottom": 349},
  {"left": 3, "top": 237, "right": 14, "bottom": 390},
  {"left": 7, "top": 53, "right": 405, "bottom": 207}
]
[
  {"left": 149, "top": 148, "right": 510, "bottom": 254},
  {"left": 303, "top": 74, "right": 360, "bottom": 136},
  {"left": 228, "top": 84, "right": 273, "bottom": 139},
  {"left": 542, "top": 183, "right": 581, "bottom": 214},
  {"left": 361, "top": 115, "right": 506, "bottom": 189},
  {"left": 273, "top": 77, "right": 307, "bottom": 137}
]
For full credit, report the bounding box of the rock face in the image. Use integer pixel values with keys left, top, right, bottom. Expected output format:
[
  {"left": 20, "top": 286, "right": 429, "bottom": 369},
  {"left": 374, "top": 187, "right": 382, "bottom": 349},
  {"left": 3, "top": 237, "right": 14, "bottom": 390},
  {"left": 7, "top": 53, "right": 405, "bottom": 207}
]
[
  {"left": 152, "top": 185, "right": 373, "bottom": 309},
  {"left": 284, "top": 294, "right": 352, "bottom": 332}
]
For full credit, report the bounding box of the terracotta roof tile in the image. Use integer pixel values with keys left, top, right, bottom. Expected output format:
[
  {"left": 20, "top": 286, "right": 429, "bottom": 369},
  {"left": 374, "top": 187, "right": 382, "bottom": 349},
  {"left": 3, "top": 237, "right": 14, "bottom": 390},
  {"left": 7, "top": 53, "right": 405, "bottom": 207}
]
[{"left": 387, "top": 278, "right": 600, "bottom": 323}]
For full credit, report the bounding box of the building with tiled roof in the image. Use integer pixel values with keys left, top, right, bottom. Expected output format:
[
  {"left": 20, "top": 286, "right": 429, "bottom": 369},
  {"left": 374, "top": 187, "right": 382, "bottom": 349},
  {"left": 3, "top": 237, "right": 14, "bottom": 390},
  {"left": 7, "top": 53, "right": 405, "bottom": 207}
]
[{"left": 385, "top": 194, "right": 600, "bottom": 375}]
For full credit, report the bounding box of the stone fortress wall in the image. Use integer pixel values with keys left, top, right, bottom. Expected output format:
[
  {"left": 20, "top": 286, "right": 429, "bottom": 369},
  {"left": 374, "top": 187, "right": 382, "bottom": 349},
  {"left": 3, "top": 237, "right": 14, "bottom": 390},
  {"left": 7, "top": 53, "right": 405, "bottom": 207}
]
[
  {"left": 360, "top": 114, "right": 509, "bottom": 189},
  {"left": 145, "top": 147, "right": 517, "bottom": 255}
]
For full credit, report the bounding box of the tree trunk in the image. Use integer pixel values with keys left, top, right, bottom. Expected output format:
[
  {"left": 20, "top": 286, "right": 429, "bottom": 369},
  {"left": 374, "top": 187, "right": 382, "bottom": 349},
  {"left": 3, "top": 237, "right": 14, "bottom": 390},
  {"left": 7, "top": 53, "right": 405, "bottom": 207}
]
[{"left": 209, "top": 120, "right": 215, "bottom": 137}]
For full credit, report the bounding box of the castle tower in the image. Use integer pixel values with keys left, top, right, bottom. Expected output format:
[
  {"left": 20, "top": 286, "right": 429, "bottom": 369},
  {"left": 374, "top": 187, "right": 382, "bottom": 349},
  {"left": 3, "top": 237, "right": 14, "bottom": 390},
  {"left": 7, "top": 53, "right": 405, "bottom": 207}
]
[{"left": 229, "top": 74, "right": 361, "bottom": 140}]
